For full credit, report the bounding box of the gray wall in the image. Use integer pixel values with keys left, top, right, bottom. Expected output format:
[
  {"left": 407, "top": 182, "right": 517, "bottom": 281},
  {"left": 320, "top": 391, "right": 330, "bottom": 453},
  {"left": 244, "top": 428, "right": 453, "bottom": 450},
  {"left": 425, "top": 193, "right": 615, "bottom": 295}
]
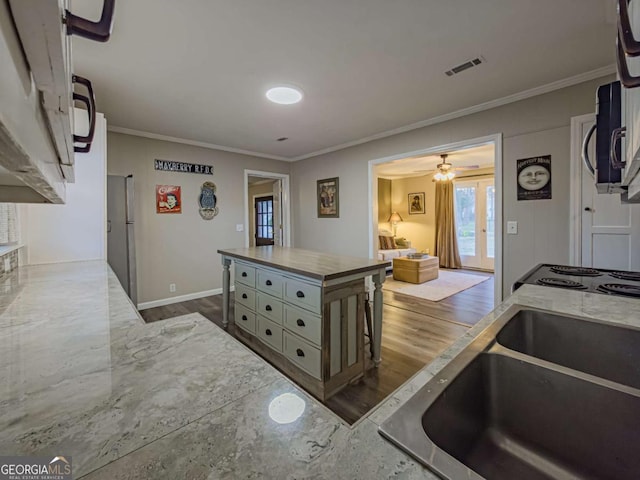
[
  {"left": 291, "top": 76, "right": 614, "bottom": 298},
  {"left": 108, "top": 133, "right": 290, "bottom": 305}
]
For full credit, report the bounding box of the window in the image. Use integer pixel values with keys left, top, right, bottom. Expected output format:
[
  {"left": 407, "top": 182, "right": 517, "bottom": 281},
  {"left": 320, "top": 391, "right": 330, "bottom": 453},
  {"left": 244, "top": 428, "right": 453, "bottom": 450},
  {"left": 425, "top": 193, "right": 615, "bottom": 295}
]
[{"left": 0, "top": 204, "right": 17, "bottom": 245}]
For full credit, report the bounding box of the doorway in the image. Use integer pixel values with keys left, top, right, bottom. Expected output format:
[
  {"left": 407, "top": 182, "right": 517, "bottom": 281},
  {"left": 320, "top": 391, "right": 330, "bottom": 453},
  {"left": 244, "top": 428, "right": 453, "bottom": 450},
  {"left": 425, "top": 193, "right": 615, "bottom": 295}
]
[
  {"left": 454, "top": 178, "right": 495, "bottom": 271},
  {"left": 244, "top": 170, "right": 291, "bottom": 248},
  {"left": 367, "top": 133, "right": 503, "bottom": 305}
]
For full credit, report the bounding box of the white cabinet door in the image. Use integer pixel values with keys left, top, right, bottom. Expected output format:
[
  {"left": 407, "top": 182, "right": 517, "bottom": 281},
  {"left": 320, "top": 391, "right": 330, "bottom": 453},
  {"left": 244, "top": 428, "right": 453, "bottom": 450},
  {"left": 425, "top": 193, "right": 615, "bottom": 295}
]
[{"left": 624, "top": 0, "right": 640, "bottom": 187}]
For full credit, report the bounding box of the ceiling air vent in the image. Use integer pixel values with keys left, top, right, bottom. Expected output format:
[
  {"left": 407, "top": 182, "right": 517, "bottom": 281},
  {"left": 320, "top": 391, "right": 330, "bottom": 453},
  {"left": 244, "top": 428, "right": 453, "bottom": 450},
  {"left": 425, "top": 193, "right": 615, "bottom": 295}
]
[{"left": 445, "top": 57, "right": 484, "bottom": 77}]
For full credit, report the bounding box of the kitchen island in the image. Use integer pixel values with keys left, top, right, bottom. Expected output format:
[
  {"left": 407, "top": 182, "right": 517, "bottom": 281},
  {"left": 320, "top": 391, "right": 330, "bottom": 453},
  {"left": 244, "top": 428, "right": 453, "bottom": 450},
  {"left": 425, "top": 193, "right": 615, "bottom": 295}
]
[{"left": 1, "top": 261, "right": 639, "bottom": 479}]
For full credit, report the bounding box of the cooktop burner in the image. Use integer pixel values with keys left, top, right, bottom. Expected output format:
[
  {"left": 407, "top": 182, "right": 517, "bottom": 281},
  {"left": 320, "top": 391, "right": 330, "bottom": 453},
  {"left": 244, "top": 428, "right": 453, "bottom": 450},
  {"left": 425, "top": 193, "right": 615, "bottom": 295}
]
[
  {"left": 537, "top": 278, "right": 587, "bottom": 289},
  {"left": 609, "top": 271, "right": 640, "bottom": 282},
  {"left": 597, "top": 283, "right": 640, "bottom": 298},
  {"left": 550, "top": 266, "right": 602, "bottom": 276}
]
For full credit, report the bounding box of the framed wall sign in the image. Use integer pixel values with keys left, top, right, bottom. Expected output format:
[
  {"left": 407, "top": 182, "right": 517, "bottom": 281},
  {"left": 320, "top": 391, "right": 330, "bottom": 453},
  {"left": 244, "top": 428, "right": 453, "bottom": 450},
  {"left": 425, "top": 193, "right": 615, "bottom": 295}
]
[
  {"left": 156, "top": 185, "right": 182, "bottom": 213},
  {"left": 408, "top": 192, "right": 425, "bottom": 214},
  {"left": 517, "top": 155, "right": 551, "bottom": 200},
  {"left": 317, "top": 177, "right": 339, "bottom": 218}
]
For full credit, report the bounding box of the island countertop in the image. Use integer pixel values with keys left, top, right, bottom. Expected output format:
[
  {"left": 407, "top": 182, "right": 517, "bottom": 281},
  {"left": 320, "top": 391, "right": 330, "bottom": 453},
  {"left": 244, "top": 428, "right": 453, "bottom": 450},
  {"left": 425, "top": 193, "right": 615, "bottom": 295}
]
[
  {"left": 1, "top": 261, "right": 639, "bottom": 479},
  {"left": 218, "top": 246, "right": 389, "bottom": 281}
]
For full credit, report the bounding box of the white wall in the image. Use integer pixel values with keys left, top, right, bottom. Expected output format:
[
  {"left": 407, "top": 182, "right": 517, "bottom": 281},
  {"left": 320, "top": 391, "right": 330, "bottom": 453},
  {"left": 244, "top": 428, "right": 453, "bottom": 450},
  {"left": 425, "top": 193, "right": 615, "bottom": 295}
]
[{"left": 23, "top": 114, "right": 107, "bottom": 264}]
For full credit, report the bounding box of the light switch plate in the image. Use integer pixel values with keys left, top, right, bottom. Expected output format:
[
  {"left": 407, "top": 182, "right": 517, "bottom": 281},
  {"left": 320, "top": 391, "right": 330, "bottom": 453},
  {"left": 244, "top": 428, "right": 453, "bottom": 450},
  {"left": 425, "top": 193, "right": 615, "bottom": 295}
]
[
  {"left": 507, "top": 221, "right": 518, "bottom": 235},
  {"left": 236, "top": 224, "right": 244, "bottom": 232}
]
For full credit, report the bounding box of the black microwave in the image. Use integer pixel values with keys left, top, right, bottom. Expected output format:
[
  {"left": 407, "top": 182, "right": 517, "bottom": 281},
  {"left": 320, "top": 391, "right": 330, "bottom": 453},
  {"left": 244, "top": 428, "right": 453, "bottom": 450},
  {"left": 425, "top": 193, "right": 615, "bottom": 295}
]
[{"left": 588, "top": 81, "right": 625, "bottom": 194}]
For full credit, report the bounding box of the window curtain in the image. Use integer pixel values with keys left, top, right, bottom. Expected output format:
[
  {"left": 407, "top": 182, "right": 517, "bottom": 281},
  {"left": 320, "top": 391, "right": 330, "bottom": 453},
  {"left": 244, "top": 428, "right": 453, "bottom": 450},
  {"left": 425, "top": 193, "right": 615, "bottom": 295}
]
[
  {"left": 434, "top": 181, "right": 462, "bottom": 269},
  {"left": 0, "top": 204, "right": 17, "bottom": 244}
]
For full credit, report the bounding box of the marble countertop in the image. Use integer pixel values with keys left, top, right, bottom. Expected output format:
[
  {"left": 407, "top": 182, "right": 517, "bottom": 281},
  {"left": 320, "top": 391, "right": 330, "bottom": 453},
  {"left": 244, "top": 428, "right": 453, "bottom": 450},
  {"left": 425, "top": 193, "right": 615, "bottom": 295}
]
[{"left": 1, "top": 261, "right": 639, "bottom": 479}]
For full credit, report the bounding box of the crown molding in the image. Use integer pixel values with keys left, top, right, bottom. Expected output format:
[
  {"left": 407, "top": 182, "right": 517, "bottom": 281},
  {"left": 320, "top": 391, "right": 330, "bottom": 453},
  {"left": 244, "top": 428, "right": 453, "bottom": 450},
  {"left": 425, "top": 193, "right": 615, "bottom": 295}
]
[
  {"left": 106, "top": 126, "right": 291, "bottom": 162},
  {"left": 109, "top": 65, "right": 615, "bottom": 163},
  {"left": 290, "top": 64, "right": 616, "bottom": 161}
]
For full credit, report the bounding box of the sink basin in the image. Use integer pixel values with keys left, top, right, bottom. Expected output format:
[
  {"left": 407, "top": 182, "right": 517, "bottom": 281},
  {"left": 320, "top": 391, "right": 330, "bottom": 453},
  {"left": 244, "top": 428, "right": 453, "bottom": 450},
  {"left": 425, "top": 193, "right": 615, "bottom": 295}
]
[
  {"left": 496, "top": 309, "right": 640, "bottom": 389},
  {"left": 379, "top": 306, "right": 640, "bottom": 480}
]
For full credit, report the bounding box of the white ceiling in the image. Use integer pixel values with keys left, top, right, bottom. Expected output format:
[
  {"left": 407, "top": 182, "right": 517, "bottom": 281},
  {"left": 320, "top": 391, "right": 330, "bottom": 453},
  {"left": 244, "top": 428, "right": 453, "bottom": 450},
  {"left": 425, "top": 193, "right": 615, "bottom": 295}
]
[
  {"left": 376, "top": 143, "right": 495, "bottom": 179},
  {"left": 71, "top": 0, "right": 615, "bottom": 161}
]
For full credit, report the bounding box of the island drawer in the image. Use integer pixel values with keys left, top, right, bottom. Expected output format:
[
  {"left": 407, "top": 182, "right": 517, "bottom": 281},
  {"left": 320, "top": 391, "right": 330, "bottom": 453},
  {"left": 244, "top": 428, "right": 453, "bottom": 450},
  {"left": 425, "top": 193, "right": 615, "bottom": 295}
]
[
  {"left": 284, "top": 279, "right": 321, "bottom": 313},
  {"left": 284, "top": 304, "right": 322, "bottom": 346},
  {"left": 256, "top": 270, "right": 284, "bottom": 298},
  {"left": 257, "top": 315, "right": 283, "bottom": 352},
  {"left": 235, "top": 283, "right": 256, "bottom": 310},
  {"left": 283, "top": 331, "right": 322, "bottom": 380},
  {"left": 234, "top": 303, "right": 256, "bottom": 334},
  {"left": 235, "top": 263, "right": 256, "bottom": 288},
  {"left": 256, "top": 292, "right": 283, "bottom": 324}
]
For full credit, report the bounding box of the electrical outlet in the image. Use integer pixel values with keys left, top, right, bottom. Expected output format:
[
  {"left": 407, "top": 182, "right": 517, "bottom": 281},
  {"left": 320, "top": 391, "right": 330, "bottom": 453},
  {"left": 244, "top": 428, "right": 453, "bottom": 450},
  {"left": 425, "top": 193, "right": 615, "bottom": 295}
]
[
  {"left": 236, "top": 224, "right": 244, "bottom": 232},
  {"left": 169, "top": 283, "right": 176, "bottom": 293}
]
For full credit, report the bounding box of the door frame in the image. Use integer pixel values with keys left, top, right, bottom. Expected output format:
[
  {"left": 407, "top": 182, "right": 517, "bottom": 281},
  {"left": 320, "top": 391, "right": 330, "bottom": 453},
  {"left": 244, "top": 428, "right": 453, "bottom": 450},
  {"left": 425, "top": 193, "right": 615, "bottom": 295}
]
[
  {"left": 367, "top": 133, "right": 503, "bottom": 306},
  {"left": 244, "top": 170, "right": 291, "bottom": 248},
  {"left": 569, "top": 113, "right": 595, "bottom": 265}
]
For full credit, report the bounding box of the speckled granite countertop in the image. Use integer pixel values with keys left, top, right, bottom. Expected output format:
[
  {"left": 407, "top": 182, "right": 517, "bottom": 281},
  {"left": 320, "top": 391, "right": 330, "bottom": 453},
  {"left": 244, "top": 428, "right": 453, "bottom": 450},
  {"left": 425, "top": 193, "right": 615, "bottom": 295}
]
[{"left": 1, "top": 261, "right": 639, "bottom": 479}]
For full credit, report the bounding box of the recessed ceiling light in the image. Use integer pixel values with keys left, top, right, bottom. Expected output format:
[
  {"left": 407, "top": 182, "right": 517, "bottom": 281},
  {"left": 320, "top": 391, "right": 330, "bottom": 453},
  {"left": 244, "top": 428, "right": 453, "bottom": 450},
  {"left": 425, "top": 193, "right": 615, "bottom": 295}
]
[{"left": 266, "top": 86, "right": 303, "bottom": 105}]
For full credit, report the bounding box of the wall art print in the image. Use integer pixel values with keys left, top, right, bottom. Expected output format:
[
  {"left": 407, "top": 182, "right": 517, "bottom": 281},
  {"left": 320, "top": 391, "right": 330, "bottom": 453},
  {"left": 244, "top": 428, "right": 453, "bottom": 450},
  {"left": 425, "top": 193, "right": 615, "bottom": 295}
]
[
  {"left": 199, "top": 181, "right": 219, "bottom": 220},
  {"left": 408, "top": 192, "right": 425, "bottom": 214},
  {"left": 317, "top": 177, "right": 339, "bottom": 218},
  {"left": 156, "top": 185, "right": 182, "bottom": 214},
  {"left": 517, "top": 155, "right": 551, "bottom": 201}
]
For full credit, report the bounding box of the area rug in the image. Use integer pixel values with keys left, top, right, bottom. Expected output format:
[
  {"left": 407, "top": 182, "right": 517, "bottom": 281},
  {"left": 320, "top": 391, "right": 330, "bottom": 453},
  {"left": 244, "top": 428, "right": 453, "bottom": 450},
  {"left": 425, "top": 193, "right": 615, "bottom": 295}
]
[{"left": 384, "top": 270, "right": 490, "bottom": 301}]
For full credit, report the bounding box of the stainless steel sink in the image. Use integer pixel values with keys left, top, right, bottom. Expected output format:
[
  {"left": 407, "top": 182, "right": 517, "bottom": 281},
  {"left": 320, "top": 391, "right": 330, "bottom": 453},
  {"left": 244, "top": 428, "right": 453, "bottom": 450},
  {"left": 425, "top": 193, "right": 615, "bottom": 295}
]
[
  {"left": 496, "top": 309, "right": 640, "bottom": 389},
  {"left": 379, "top": 306, "right": 640, "bottom": 480}
]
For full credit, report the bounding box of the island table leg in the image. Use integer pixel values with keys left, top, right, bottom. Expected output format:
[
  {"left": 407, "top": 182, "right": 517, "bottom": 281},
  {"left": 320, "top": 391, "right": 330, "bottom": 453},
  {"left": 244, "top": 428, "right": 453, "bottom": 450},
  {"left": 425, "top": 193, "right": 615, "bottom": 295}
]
[
  {"left": 372, "top": 268, "right": 385, "bottom": 366},
  {"left": 222, "top": 257, "right": 231, "bottom": 328}
]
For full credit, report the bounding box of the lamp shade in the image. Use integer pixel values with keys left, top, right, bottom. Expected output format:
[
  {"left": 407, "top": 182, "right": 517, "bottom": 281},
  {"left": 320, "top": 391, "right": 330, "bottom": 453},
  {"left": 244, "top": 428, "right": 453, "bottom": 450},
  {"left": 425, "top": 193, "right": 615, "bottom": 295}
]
[{"left": 388, "top": 212, "right": 403, "bottom": 223}]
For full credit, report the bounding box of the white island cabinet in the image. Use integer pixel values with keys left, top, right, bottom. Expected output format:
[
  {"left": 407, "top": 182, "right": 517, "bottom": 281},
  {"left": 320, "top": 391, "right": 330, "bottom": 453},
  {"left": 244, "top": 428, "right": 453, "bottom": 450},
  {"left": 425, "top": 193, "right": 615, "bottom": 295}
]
[{"left": 219, "top": 247, "right": 389, "bottom": 401}]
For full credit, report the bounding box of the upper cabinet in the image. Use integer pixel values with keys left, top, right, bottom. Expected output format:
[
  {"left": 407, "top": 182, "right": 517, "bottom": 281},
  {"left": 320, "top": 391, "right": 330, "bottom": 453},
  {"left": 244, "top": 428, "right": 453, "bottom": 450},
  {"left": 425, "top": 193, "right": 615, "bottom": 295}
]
[{"left": 0, "top": 0, "right": 114, "bottom": 203}]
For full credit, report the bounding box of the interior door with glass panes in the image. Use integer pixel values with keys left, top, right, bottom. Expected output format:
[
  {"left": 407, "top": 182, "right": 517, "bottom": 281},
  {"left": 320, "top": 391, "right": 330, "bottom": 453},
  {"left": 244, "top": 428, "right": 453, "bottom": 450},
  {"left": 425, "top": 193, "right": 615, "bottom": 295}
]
[
  {"left": 454, "top": 178, "right": 495, "bottom": 271},
  {"left": 254, "top": 195, "right": 275, "bottom": 246}
]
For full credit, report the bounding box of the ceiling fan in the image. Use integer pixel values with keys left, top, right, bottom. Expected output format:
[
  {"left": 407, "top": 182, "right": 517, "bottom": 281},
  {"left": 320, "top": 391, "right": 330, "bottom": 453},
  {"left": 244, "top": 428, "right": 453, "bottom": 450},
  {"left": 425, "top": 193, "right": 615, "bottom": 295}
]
[{"left": 415, "top": 154, "right": 480, "bottom": 181}]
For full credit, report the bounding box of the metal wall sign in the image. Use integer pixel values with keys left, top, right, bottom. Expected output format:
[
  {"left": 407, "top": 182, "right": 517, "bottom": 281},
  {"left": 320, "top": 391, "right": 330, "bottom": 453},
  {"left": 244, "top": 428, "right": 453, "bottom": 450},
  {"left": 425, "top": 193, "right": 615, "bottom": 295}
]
[
  {"left": 154, "top": 159, "right": 213, "bottom": 175},
  {"left": 517, "top": 155, "right": 551, "bottom": 201},
  {"left": 199, "top": 182, "right": 219, "bottom": 220}
]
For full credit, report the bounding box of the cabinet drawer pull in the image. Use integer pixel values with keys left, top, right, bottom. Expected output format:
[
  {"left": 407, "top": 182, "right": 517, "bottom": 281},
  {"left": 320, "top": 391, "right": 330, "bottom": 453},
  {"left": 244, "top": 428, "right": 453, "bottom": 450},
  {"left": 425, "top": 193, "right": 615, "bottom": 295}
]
[
  {"left": 66, "top": 0, "right": 116, "bottom": 42},
  {"left": 296, "top": 348, "right": 305, "bottom": 357},
  {"left": 266, "top": 329, "right": 272, "bottom": 336},
  {"left": 242, "top": 293, "right": 248, "bottom": 299},
  {"left": 72, "top": 75, "right": 96, "bottom": 152},
  {"left": 242, "top": 272, "right": 247, "bottom": 277},
  {"left": 266, "top": 280, "right": 273, "bottom": 286},
  {"left": 296, "top": 319, "right": 305, "bottom": 327},
  {"left": 296, "top": 290, "right": 305, "bottom": 298},
  {"left": 618, "top": 0, "right": 640, "bottom": 56},
  {"left": 617, "top": 34, "right": 640, "bottom": 88},
  {"left": 265, "top": 305, "right": 272, "bottom": 311},
  {"left": 241, "top": 315, "right": 247, "bottom": 321}
]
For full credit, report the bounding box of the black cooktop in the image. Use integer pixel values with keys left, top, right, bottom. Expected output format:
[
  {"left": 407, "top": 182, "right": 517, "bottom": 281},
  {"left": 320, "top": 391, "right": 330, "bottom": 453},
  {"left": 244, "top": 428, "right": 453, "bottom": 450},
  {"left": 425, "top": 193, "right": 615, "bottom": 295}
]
[{"left": 513, "top": 264, "right": 640, "bottom": 298}]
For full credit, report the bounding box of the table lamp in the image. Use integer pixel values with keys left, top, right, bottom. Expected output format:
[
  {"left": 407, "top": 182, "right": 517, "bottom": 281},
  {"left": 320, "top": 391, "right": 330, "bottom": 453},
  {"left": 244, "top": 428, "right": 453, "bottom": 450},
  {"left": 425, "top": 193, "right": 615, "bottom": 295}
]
[{"left": 388, "top": 211, "right": 403, "bottom": 237}]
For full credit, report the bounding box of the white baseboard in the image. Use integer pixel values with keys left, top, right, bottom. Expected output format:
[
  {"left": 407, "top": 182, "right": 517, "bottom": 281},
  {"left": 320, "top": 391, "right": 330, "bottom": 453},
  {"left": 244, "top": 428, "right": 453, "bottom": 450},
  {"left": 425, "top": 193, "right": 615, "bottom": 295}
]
[{"left": 137, "top": 286, "right": 235, "bottom": 311}]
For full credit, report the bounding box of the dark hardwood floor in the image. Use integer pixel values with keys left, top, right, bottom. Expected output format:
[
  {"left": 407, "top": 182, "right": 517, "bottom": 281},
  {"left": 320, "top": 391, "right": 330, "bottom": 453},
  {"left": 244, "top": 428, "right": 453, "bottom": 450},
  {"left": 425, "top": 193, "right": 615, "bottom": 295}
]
[{"left": 140, "top": 270, "right": 494, "bottom": 424}]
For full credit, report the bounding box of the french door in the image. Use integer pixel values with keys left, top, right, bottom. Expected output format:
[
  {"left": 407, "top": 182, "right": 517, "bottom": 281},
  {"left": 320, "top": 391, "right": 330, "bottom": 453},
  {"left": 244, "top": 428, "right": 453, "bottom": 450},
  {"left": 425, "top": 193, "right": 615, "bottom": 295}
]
[
  {"left": 254, "top": 195, "right": 275, "bottom": 246},
  {"left": 454, "top": 178, "right": 495, "bottom": 270}
]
